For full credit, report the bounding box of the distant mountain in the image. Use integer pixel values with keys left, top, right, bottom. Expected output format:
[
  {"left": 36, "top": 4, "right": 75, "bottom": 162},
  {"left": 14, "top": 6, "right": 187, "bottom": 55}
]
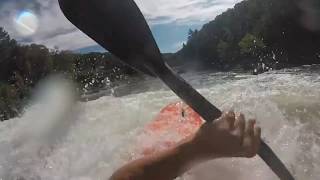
[
  {"left": 176, "top": 0, "right": 320, "bottom": 71},
  {"left": 74, "top": 45, "right": 107, "bottom": 54}
]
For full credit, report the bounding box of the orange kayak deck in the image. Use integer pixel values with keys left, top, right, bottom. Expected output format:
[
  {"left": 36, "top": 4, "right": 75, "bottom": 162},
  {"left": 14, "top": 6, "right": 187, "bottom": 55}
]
[{"left": 138, "top": 102, "right": 204, "bottom": 156}]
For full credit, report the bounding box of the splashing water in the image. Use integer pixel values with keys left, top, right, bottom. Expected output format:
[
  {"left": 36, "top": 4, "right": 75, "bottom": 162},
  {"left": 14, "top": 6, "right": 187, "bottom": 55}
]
[{"left": 0, "top": 66, "right": 320, "bottom": 180}]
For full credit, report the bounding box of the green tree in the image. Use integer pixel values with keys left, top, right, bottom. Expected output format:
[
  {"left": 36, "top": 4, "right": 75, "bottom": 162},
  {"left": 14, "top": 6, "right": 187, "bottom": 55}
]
[
  {"left": 0, "top": 28, "right": 17, "bottom": 81},
  {"left": 238, "top": 33, "right": 265, "bottom": 56},
  {"left": 0, "top": 83, "right": 20, "bottom": 120},
  {"left": 52, "top": 50, "right": 75, "bottom": 73},
  {"left": 217, "top": 40, "right": 229, "bottom": 59},
  {"left": 0, "top": 27, "right": 16, "bottom": 50},
  {"left": 188, "top": 29, "right": 194, "bottom": 41},
  {"left": 187, "top": 29, "right": 198, "bottom": 41}
]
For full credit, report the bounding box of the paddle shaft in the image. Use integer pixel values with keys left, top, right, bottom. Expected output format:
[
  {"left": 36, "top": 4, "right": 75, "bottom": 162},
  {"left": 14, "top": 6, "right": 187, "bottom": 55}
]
[
  {"left": 155, "top": 63, "right": 294, "bottom": 180},
  {"left": 57, "top": 0, "right": 294, "bottom": 178}
]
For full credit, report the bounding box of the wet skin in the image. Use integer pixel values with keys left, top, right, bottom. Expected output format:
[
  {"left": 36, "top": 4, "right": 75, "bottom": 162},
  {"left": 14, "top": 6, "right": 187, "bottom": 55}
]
[{"left": 110, "top": 111, "right": 261, "bottom": 180}]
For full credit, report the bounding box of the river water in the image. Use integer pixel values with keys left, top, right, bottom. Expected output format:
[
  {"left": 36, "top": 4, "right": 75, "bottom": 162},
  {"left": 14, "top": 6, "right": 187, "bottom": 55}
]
[{"left": 0, "top": 65, "right": 320, "bottom": 180}]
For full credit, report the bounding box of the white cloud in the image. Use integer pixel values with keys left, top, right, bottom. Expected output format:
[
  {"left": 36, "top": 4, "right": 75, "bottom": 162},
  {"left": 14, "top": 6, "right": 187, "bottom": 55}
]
[
  {"left": 0, "top": 0, "right": 242, "bottom": 51},
  {"left": 135, "top": 0, "right": 242, "bottom": 24},
  {"left": 38, "top": 30, "right": 98, "bottom": 51}
]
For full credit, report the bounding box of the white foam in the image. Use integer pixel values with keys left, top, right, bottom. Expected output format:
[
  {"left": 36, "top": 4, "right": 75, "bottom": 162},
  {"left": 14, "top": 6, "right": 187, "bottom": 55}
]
[{"left": 0, "top": 71, "right": 320, "bottom": 179}]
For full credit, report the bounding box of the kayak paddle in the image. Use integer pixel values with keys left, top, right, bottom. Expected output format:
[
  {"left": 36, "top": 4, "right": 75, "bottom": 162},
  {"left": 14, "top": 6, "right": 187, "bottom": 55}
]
[{"left": 58, "top": 0, "right": 294, "bottom": 179}]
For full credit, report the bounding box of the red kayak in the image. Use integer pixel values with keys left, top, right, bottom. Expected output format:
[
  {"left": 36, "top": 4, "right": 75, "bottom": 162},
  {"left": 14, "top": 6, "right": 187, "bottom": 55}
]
[{"left": 138, "top": 102, "right": 204, "bottom": 156}]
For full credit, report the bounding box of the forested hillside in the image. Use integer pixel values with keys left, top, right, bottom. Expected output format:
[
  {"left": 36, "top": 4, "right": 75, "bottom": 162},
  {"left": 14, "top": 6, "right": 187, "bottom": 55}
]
[{"left": 178, "top": 0, "right": 320, "bottom": 71}]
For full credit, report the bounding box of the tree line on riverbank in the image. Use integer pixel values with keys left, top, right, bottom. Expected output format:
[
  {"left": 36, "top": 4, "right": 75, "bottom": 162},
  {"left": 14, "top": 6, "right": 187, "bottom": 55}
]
[{"left": 0, "top": 27, "right": 137, "bottom": 121}]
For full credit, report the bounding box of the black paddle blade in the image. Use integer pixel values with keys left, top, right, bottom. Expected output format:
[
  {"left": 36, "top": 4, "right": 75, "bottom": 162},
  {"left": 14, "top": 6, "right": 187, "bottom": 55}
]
[{"left": 58, "top": 0, "right": 162, "bottom": 77}]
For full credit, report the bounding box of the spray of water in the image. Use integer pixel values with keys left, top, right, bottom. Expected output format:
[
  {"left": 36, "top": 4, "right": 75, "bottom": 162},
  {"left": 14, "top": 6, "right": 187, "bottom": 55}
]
[{"left": 0, "top": 68, "right": 319, "bottom": 179}]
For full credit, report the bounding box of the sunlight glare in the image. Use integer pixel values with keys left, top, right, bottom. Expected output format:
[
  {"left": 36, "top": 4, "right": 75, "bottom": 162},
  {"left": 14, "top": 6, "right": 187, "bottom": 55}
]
[{"left": 14, "top": 11, "right": 39, "bottom": 36}]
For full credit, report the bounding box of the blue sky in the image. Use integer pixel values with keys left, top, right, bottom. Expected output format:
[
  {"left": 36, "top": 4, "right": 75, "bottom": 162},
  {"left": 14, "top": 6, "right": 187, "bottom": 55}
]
[
  {"left": 151, "top": 23, "right": 202, "bottom": 53},
  {"left": 76, "top": 23, "right": 202, "bottom": 53},
  {"left": 0, "top": 0, "right": 242, "bottom": 53}
]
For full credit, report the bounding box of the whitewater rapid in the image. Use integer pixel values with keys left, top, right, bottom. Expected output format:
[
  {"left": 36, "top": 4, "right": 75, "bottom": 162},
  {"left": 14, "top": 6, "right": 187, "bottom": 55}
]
[{"left": 0, "top": 66, "right": 320, "bottom": 180}]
